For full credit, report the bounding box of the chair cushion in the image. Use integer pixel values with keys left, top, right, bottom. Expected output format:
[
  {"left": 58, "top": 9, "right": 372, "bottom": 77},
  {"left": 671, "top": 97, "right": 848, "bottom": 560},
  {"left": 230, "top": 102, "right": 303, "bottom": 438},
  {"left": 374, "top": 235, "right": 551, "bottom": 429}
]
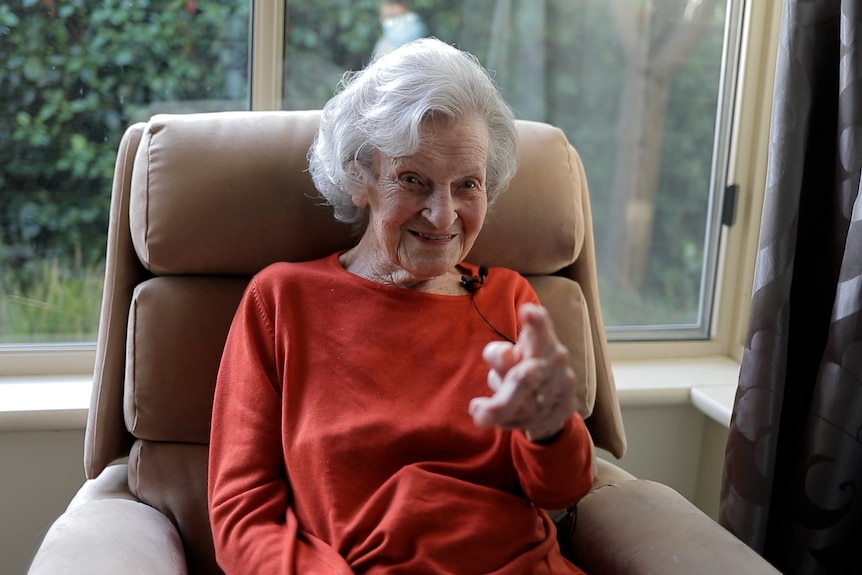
[
  {"left": 124, "top": 276, "right": 247, "bottom": 444},
  {"left": 130, "top": 111, "right": 352, "bottom": 277},
  {"left": 129, "top": 441, "right": 216, "bottom": 574},
  {"left": 528, "top": 276, "right": 596, "bottom": 417},
  {"left": 129, "top": 112, "right": 585, "bottom": 277},
  {"left": 123, "top": 275, "right": 597, "bottom": 445},
  {"left": 469, "top": 119, "right": 585, "bottom": 274},
  {"left": 29, "top": 499, "right": 189, "bottom": 575}
]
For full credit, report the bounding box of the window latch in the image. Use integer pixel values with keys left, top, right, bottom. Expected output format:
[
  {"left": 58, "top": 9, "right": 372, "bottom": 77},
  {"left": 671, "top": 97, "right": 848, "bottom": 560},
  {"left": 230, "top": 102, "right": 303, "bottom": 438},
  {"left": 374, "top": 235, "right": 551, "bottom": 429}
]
[{"left": 722, "top": 184, "right": 739, "bottom": 227}]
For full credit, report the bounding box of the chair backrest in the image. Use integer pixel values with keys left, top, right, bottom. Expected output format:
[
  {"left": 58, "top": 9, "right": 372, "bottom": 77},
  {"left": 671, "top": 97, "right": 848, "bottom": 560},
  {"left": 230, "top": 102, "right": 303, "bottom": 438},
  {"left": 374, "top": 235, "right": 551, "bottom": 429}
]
[{"left": 84, "top": 110, "right": 625, "bottom": 574}]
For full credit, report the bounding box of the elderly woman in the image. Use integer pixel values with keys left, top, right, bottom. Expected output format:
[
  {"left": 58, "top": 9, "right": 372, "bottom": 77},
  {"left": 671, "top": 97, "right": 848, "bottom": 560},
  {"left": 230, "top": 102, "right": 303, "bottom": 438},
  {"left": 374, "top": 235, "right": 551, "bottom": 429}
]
[{"left": 208, "top": 38, "right": 593, "bottom": 574}]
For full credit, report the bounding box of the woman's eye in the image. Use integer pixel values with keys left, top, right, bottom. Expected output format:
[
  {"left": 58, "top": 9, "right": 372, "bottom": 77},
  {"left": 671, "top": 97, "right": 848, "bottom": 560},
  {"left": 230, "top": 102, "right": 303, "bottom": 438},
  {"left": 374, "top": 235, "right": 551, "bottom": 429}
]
[{"left": 461, "top": 179, "right": 483, "bottom": 191}]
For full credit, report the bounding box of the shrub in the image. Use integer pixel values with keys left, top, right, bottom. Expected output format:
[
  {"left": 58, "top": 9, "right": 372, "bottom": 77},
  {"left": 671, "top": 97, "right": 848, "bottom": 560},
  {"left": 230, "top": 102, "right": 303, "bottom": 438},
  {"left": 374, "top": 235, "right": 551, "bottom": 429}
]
[{"left": 0, "top": 0, "right": 249, "bottom": 272}]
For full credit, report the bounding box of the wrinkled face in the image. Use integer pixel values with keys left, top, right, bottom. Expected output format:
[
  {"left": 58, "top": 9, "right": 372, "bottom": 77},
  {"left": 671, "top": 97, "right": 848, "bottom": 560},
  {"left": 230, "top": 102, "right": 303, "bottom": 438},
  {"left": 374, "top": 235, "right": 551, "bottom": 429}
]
[{"left": 351, "top": 116, "right": 490, "bottom": 285}]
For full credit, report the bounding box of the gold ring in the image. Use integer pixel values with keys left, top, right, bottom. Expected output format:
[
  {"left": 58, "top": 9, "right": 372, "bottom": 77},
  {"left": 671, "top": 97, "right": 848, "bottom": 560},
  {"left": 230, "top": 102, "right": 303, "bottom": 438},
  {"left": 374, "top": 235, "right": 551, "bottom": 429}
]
[{"left": 534, "top": 392, "right": 545, "bottom": 409}]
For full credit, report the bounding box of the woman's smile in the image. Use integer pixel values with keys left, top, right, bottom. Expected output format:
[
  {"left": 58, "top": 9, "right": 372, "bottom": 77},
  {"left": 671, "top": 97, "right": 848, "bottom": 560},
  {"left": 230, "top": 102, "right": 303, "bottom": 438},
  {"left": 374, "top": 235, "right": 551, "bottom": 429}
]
[{"left": 410, "top": 230, "right": 457, "bottom": 241}]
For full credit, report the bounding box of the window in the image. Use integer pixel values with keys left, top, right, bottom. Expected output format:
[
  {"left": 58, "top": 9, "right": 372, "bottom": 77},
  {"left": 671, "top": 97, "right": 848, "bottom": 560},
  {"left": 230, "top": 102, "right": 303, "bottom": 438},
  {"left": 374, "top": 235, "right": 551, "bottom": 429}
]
[
  {"left": 281, "top": 0, "right": 744, "bottom": 340},
  {"left": 0, "top": 1, "right": 249, "bottom": 349},
  {"left": 1, "top": 0, "right": 775, "bottom": 374}
]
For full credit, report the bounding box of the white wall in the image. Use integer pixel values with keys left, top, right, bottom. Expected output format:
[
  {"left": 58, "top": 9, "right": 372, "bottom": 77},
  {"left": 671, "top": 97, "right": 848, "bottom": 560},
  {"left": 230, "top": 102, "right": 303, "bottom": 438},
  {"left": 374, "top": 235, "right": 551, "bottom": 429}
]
[
  {"left": 0, "top": 429, "right": 86, "bottom": 575},
  {"left": 598, "top": 405, "right": 728, "bottom": 521},
  {"left": 601, "top": 405, "right": 705, "bottom": 498}
]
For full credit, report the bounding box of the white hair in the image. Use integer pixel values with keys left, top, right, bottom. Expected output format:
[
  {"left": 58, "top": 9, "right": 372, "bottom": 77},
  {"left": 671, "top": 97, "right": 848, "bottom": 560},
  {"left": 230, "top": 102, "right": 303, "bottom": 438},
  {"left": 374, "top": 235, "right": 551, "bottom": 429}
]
[{"left": 308, "top": 38, "right": 519, "bottom": 227}]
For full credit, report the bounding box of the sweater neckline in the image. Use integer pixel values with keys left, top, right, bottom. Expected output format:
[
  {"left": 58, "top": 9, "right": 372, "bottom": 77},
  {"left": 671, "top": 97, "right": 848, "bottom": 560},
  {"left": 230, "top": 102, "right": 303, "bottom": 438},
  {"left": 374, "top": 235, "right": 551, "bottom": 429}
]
[{"left": 326, "top": 251, "right": 481, "bottom": 300}]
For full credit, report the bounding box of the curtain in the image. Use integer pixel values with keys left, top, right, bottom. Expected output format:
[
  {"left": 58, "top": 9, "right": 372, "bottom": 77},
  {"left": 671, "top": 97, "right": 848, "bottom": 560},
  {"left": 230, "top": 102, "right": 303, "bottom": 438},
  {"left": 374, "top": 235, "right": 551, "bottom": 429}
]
[{"left": 719, "top": 1, "right": 862, "bottom": 573}]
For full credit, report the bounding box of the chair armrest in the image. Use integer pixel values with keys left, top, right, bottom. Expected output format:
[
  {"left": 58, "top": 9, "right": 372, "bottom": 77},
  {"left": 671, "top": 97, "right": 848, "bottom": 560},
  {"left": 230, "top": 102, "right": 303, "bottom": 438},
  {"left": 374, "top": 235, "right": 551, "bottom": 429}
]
[
  {"left": 28, "top": 466, "right": 188, "bottom": 575},
  {"left": 567, "top": 479, "right": 780, "bottom": 575}
]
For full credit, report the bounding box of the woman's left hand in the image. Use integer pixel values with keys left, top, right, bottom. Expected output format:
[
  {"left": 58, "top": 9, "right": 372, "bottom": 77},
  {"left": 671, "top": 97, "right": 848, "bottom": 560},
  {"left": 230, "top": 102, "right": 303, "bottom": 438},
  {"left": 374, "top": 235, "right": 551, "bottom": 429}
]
[{"left": 469, "top": 302, "right": 579, "bottom": 442}]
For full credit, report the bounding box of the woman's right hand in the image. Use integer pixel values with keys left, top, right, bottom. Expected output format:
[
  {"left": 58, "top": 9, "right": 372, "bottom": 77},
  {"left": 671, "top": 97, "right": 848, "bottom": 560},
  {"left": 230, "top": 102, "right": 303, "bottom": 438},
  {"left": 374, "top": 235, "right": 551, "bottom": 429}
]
[{"left": 469, "top": 303, "right": 580, "bottom": 442}]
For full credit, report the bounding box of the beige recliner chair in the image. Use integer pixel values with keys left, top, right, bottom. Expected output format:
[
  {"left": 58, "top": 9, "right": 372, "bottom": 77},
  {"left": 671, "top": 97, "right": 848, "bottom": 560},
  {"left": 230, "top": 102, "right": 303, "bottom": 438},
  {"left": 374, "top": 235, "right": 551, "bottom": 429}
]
[{"left": 28, "top": 111, "right": 777, "bottom": 574}]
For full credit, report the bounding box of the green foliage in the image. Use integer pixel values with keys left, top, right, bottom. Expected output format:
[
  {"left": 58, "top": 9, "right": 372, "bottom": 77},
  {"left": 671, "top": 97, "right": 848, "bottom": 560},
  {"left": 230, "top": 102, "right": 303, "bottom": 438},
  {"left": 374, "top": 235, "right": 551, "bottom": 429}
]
[
  {"left": 0, "top": 256, "right": 104, "bottom": 344},
  {"left": 0, "top": 0, "right": 248, "bottom": 270},
  {"left": 646, "top": 4, "right": 726, "bottom": 320},
  {"left": 1, "top": 0, "right": 248, "bottom": 339}
]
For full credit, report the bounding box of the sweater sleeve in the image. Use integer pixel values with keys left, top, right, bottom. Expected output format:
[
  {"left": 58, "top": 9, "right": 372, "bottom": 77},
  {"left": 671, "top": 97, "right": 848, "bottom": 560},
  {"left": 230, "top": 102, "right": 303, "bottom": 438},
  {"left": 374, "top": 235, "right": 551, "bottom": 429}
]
[
  {"left": 207, "top": 280, "right": 353, "bottom": 575},
  {"left": 504, "top": 272, "right": 594, "bottom": 510},
  {"left": 511, "top": 413, "right": 595, "bottom": 510}
]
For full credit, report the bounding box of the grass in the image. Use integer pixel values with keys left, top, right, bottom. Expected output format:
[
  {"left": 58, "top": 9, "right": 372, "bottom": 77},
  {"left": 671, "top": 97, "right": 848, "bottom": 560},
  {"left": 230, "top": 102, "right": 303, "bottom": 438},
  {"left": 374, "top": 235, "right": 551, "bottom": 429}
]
[
  {"left": 0, "top": 257, "right": 104, "bottom": 345},
  {"left": 0, "top": 259, "right": 697, "bottom": 344},
  {"left": 599, "top": 281, "right": 699, "bottom": 328}
]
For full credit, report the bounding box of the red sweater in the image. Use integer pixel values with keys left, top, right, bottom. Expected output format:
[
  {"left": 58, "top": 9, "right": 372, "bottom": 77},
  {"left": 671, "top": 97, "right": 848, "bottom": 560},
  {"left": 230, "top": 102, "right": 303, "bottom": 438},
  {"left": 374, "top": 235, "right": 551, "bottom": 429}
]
[{"left": 208, "top": 253, "right": 593, "bottom": 574}]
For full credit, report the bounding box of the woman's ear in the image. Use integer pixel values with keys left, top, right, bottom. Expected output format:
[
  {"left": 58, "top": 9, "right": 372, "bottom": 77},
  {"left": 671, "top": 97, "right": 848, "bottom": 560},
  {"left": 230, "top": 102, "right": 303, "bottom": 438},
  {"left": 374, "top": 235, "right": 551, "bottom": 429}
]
[{"left": 347, "top": 160, "right": 369, "bottom": 208}]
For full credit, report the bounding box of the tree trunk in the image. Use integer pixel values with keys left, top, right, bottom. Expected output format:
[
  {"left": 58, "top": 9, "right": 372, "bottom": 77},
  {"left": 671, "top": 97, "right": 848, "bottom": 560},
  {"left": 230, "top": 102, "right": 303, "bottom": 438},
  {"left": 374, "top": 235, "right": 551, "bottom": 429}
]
[{"left": 602, "top": 0, "right": 722, "bottom": 293}]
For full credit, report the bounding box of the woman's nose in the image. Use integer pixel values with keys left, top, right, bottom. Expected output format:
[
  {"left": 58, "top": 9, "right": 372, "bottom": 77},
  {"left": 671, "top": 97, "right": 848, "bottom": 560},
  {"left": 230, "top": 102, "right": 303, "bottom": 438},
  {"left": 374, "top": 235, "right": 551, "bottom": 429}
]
[{"left": 421, "top": 188, "right": 457, "bottom": 228}]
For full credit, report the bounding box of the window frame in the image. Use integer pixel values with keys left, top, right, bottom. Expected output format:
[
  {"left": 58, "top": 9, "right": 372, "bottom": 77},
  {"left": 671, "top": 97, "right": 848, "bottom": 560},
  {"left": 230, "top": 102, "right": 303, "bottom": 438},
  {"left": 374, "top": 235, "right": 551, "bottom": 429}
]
[
  {"left": 612, "top": 0, "right": 781, "bottom": 362},
  {"left": 0, "top": 0, "right": 781, "bottom": 377},
  {"left": 605, "top": 0, "right": 747, "bottom": 343}
]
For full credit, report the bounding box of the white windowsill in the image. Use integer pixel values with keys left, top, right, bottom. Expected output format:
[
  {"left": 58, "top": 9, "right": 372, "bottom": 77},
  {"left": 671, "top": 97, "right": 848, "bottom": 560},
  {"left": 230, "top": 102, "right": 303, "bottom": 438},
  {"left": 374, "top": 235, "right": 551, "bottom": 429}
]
[
  {"left": 612, "top": 356, "right": 739, "bottom": 428},
  {"left": 690, "top": 384, "right": 737, "bottom": 428},
  {"left": 0, "top": 375, "right": 92, "bottom": 432},
  {"left": 0, "top": 357, "right": 740, "bottom": 432}
]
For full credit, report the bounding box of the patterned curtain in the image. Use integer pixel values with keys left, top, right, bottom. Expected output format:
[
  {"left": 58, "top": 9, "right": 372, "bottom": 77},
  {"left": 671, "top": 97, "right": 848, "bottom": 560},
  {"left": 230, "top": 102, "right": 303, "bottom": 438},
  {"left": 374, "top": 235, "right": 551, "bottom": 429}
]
[{"left": 719, "top": 1, "right": 862, "bottom": 574}]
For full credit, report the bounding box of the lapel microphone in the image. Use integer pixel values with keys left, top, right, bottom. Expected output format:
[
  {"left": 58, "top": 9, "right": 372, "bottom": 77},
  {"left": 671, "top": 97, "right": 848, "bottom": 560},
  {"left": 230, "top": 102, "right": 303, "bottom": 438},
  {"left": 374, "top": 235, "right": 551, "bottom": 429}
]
[
  {"left": 462, "top": 265, "right": 515, "bottom": 343},
  {"left": 460, "top": 265, "right": 489, "bottom": 292}
]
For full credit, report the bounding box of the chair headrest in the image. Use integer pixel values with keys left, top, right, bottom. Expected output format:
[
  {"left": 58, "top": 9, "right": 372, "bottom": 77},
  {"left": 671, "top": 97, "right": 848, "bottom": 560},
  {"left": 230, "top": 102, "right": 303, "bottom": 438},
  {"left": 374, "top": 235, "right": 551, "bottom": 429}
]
[{"left": 130, "top": 111, "right": 585, "bottom": 277}]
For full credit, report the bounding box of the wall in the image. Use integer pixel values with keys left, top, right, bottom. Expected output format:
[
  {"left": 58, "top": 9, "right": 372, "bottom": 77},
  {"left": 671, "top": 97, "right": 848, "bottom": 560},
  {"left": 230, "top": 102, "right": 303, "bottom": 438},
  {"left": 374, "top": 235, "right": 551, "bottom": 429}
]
[
  {"left": 0, "top": 429, "right": 86, "bottom": 575},
  {"left": 694, "top": 417, "right": 730, "bottom": 520},
  {"left": 598, "top": 404, "right": 728, "bottom": 521}
]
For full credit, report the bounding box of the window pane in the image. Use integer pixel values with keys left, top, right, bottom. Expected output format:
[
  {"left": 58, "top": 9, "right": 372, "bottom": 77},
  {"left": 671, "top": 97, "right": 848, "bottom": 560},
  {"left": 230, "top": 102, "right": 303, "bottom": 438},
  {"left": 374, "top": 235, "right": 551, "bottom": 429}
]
[
  {"left": 282, "top": 0, "right": 740, "bottom": 339},
  {"left": 0, "top": 1, "right": 250, "bottom": 345}
]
